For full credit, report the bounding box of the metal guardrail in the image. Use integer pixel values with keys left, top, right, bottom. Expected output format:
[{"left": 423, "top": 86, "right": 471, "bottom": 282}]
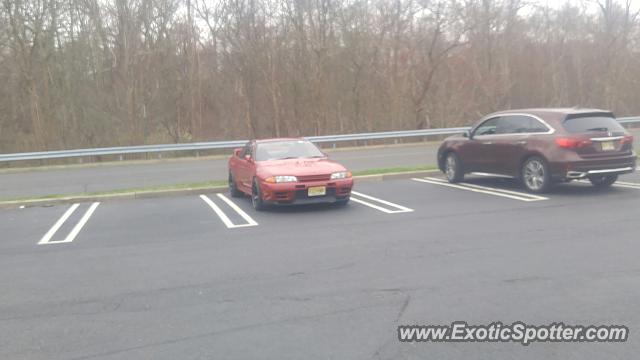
[{"left": 1, "top": 117, "right": 638, "bottom": 162}]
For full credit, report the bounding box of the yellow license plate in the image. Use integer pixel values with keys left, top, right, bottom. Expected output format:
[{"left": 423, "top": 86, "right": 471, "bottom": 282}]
[
  {"left": 308, "top": 186, "right": 326, "bottom": 197},
  {"left": 601, "top": 141, "right": 615, "bottom": 151}
]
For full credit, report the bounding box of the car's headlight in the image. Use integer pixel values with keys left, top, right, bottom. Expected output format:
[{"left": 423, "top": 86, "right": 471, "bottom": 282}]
[
  {"left": 330, "top": 171, "right": 352, "bottom": 180},
  {"left": 265, "top": 175, "right": 298, "bottom": 183}
]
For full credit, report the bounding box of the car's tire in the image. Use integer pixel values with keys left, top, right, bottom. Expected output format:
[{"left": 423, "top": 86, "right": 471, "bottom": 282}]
[
  {"left": 444, "top": 152, "right": 464, "bottom": 183},
  {"left": 588, "top": 174, "right": 618, "bottom": 188},
  {"left": 251, "top": 179, "right": 266, "bottom": 211},
  {"left": 335, "top": 197, "right": 350, "bottom": 207},
  {"left": 228, "top": 172, "right": 243, "bottom": 198},
  {"left": 521, "top": 156, "right": 551, "bottom": 193}
]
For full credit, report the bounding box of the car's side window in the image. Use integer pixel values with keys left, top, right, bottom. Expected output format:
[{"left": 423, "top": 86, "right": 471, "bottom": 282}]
[
  {"left": 473, "top": 117, "right": 500, "bottom": 136},
  {"left": 526, "top": 117, "right": 551, "bottom": 133},
  {"left": 497, "top": 115, "right": 549, "bottom": 134}
]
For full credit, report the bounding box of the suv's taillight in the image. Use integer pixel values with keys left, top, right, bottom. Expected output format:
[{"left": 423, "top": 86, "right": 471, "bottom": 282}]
[{"left": 555, "top": 137, "right": 592, "bottom": 149}]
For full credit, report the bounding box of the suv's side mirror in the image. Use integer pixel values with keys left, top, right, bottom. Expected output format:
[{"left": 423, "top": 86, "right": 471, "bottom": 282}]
[
  {"left": 234, "top": 148, "right": 242, "bottom": 157},
  {"left": 463, "top": 130, "right": 471, "bottom": 139}
]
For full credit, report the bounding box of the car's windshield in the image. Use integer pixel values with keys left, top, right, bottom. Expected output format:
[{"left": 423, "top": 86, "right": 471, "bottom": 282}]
[
  {"left": 562, "top": 115, "right": 626, "bottom": 134},
  {"left": 255, "top": 140, "right": 325, "bottom": 161}
]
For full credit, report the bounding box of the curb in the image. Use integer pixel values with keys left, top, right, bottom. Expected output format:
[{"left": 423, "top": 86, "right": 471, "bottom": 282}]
[
  {"left": 354, "top": 169, "right": 439, "bottom": 182},
  {"left": 0, "top": 169, "right": 441, "bottom": 209}
]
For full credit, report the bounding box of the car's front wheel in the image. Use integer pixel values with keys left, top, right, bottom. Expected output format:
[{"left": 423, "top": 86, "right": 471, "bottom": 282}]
[
  {"left": 229, "top": 172, "right": 243, "bottom": 198},
  {"left": 251, "top": 179, "right": 266, "bottom": 211},
  {"left": 521, "top": 156, "right": 551, "bottom": 193},
  {"left": 588, "top": 174, "right": 618, "bottom": 188},
  {"left": 444, "top": 152, "right": 464, "bottom": 183}
]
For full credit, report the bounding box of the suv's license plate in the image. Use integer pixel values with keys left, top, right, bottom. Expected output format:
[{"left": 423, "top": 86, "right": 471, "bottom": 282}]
[
  {"left": 601, "top": 141, "right": 615, "bottom": 151},
  {"left": 308, "top": 186, "right": 326, "bottom": 197}
]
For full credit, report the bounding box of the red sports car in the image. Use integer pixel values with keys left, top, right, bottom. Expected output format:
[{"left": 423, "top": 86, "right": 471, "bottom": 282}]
[{"left": 228, "top": 138, "right": 353, "bottom": 210}]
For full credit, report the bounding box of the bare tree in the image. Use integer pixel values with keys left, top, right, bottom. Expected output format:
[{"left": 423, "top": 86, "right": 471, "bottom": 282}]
[{"left": 1, "top": 0, "right": 640, "bottom": 154}]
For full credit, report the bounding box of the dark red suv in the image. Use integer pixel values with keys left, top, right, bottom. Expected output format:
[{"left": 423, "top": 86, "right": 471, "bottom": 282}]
[{"left": 437, "top": 108, "right": 636, "bottom": 193}]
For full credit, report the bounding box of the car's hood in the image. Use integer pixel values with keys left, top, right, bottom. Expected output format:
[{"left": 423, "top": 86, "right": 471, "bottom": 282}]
[{"left": 257, "top": 158, "right": 347, "bottom": 177}]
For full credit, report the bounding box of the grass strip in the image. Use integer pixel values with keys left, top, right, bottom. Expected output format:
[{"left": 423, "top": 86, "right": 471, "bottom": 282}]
[{"left": 3, "top": 180, "right": 227, "bottom": 202}]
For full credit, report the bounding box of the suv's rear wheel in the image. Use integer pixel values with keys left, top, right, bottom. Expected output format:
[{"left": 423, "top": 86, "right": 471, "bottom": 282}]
[
  {"left": 444, "top": 152, "right": 464, "bottom": 183},
  {"left": 588, "top": 174, "right": 618, "bottom": 188},
  {"left": 521, "top": 156, "right": 551, "bottom": 193}
]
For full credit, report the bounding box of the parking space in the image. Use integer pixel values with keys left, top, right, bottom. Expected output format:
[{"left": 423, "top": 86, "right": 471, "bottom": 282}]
[
  {"left": 64, "top": 195, "right": 264, "bottom": 249},
  {"left": 5, "top": 172, "right": 640, "bottom": 252},
  {"left": 5, "top": 172, "right": 639, "bottom": 250}
]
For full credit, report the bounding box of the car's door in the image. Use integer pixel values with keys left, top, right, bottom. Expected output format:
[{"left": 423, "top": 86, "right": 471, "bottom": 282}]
[
  {"left": 491, "top": 115, "right": 551, "bottom": 176},
  {"left": 458, "top": 117, "right": 501, "bottom": 172},
  {"left": 235, "top": 142, "right": 255, "bottom": 190}
]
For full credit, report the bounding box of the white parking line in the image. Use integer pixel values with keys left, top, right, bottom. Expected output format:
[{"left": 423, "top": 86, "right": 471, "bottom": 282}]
[
  {"left": 199, "top": 194, "right": 258, "bottom": 229},
  {"left": 471, "top": 172, "right": 513, "bottom": 179},
  {"left": 610, "top": 183, "right": 640, "bottom": 189},
  {"left": 614, "top": 181, "right": 640, "bottom": 188},
  {"left": 412, "top": 177, "right": 548, "bottom": 202},
  {"left": 350, "top": 191, "right": 414, "bottom": 213},
  {"left": 457, "top": 181, "right": 548, "bottom": 200},
  {"left": 577, "top": 179, "right": 640, "bottom": 189},
  {"left": 216, "top": 194, "right": 258, "bottom": 226},
  {"left": 38, "top": 202, "right": 100, "bottom": 245}
]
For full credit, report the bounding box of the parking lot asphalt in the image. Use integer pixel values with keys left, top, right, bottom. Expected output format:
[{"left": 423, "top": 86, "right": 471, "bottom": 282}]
[{"left": 2, "top": 171, "right": 640, "bottom": 359}]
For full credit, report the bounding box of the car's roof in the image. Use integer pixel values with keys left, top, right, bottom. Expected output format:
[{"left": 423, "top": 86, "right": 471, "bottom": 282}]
[{"left": 485, "top": 108, "right": 613, "bottom": 121}]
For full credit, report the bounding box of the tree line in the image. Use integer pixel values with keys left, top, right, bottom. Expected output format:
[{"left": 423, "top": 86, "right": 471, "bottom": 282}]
[{"left": 1, "top": 0, "right": 638, "bottom": 153}]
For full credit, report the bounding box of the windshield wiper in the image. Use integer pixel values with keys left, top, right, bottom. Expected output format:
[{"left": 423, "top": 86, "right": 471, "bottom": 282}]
[{"left": 585, "top": 127, "right": 608, "bottom": 132}]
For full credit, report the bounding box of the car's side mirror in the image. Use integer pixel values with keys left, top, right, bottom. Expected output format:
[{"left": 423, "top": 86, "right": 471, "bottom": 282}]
[
  {"left": 234, "top": 148, "right": 242, "bottom": 157},
  {"left": 244, "top": 154, "right": 252, "bottom": 162}
]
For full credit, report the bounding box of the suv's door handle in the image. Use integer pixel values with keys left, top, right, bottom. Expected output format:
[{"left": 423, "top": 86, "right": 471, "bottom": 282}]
[
  {"left": 482, "top": 141, "right": 493, "bottom": 145},
  {"left": 517, "top": 141, "right": 527, "bottom": 145}
]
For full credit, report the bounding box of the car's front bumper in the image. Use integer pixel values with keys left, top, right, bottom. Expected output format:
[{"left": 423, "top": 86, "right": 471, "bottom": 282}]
[{"left": 259, "top": 178, "right": 353, "bottom": 205}]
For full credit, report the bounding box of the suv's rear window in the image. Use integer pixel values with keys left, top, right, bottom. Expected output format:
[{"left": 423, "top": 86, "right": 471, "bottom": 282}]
[{"left": 562, "top": 115, "right": 625, "bottom": 134}]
